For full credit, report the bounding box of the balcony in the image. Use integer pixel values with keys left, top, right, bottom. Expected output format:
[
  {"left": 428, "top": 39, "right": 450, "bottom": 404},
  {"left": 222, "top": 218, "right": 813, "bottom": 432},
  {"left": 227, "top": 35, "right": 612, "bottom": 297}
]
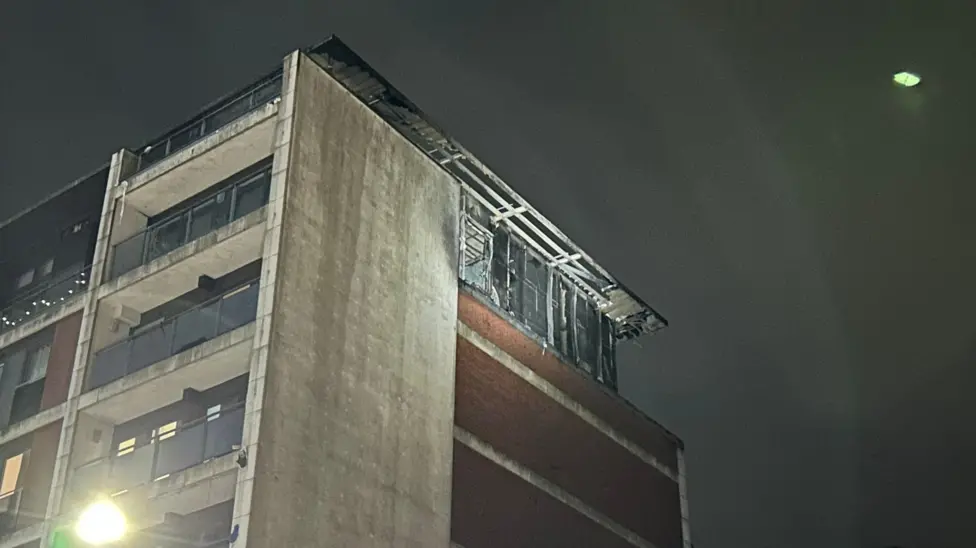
[
  {"left": 70, "top": 407, "right": 243, "bottom": 525},
  {"left": 133, "top": 73, "right": 281, "bottom": 174},
  {"left": 0, "top": 266, "right": 90, "bottom": 339},
  {"left": 82, "top": 283, "right": 258, "bottom": 423},
  {"left": 89, "top": 282, "right": 258, "bottom": 388},
  {"left": 123, "top": 73, "right": 281, "bottom": 218},
  {"left": 108, "top": 166, "right": 271, "bottom": 282}
]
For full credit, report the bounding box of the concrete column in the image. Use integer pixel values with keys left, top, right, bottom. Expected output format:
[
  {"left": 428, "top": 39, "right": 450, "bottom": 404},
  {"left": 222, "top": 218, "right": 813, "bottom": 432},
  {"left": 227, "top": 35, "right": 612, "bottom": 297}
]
[
  {"left": 0, "top": 348, "right": 27, "bottom": 429},
  {"left": 44, "top": 149, "right": 135, "bottom": 531},
  {"left": 69, "top": 412, "right": 113, "bottom": 466},
  {"left": 677, "top": 447, "right": 692, "bottom": 548},
  {"left": 227, "top": 50, "right": 298, "bottom": 548}
]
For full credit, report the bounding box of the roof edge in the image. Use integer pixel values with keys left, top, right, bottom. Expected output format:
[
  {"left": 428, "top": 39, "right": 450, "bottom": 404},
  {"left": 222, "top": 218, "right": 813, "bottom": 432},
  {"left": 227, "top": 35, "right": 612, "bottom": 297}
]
[
  {"left": 305, "top": 36, "right": 668, "bottom": 339},
  {"left": 0, "top": 162, "right": 110, "bottom": 232}
]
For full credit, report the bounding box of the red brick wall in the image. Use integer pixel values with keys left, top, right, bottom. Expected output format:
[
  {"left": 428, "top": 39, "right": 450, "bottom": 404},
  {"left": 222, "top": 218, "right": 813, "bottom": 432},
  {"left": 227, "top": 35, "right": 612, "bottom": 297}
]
[
  {"left": 20, "top": 420, "right": 61, "bottom": 522},
  {"left": 451, "top": 441, "right": 635, "bottom": 548},
  {"left": 458, "top": 291, "right": 680, "bottom": 468},
  {"left": 40, "top": 312, "right": 82, "bottom": 409},
  {"left": 455, "top": 337, "right": 683, "bottom": 548}
]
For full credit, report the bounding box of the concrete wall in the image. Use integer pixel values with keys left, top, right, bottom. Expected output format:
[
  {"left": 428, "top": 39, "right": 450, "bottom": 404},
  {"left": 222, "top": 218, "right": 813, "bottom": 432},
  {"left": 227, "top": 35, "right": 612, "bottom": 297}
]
[{"left": 245, "top": 54, "right": 460, "bottom": 547}]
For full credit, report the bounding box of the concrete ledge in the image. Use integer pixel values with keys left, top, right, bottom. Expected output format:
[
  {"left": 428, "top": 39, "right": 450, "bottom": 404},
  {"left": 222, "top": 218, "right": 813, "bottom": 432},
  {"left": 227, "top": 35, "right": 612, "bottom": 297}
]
[
  {"left": 122, "top": 104, "right": 279, "bottom": 217},
  {"left": 0, "top": 520, "right": 43, "bottom": 548},
  {"left": 0, "top": 403, "right": 65, "bottom": 445},
  {"left": 0, "top": 296, "right": 85, "bottom": 349},
  {"left": 80, "top": 323, "right": 255, "bottom": 423},
  {"left": 99, "top": 207, "right": 267, "bottom": 312}
]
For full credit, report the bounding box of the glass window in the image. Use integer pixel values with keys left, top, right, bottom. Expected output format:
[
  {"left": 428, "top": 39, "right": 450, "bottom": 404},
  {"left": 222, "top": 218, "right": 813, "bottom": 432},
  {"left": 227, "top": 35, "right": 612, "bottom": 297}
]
[
  {"left": 232, "top": 171, "right": 271, "bottom": 220},
  {"left": 117, "top": 438, "right": 135, "bottom": 456},
  {"left": 145, "top": 215, "right": 189, "bottom": 262},
  {"left": 0, "top": 453, "right": 23, "bottom": 497},
  {"left": 206, "top": 404, "right": 221, "bottom": 421},
  {"left": 167, "top": 122, "right": 204, "bottom": 153},
  {"left": 521, "top": 254, "right": 549, "bottom": 336},
  {"left": 188, "top": 192, "right": 231, "bottom": 242},
  {"left": 15, "top": 269, "right": 34, "bottom": 289},
  {"left": 21, "top": 344, "right": 50, "bottom": 385},
  {"left": 206, "top": 95, "right": 251, "bottom": 133},
  {"left": 251, "top": 78, "right": 280, "bottom": 106},
  {"left": 575, "top": 296, "right": 600, "bottom": 372},
  {"left": 154, "top": 421, "right": 178, "bottom": 442},
  {"left": 39, "top": 258, "right": 54, "bottom": 277}
]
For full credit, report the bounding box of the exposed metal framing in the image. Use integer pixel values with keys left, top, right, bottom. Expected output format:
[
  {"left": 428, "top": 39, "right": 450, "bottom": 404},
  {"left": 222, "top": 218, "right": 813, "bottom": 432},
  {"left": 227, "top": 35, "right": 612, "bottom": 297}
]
[
  {"left": 460, "top": 204, "right": 621, "bottom": 389},
  {"left": 306, "top": 37, "right": 667, "bottom": 341}
]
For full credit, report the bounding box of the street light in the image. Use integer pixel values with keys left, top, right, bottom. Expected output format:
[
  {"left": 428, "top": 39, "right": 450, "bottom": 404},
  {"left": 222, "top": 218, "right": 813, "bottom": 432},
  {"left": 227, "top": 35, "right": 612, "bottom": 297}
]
[
  {"left": 893, "top": 71, "right": 922, "bottom": 87},
  {"left": 74, "top": 500, "right": 127, "bottom": 545}
]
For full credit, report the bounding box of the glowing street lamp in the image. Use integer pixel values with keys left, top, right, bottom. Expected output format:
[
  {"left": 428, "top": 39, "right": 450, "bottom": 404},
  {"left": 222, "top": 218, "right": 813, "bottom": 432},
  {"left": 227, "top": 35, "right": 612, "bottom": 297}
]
[
  {"left": 74, "top": 500, "right": 127, "bottom": 545},
  {"left": 893, "top": 71, "right": 922, "bottom": 88}
]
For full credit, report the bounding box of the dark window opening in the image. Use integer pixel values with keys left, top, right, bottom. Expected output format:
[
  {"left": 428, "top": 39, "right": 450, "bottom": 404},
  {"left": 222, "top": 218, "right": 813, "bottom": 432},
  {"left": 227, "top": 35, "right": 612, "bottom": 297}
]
[
  {"left": 462, "top": 205, "right": 620, "bottom": 390},
  {"left": 9, "top": 381, "right": 43, "bottom": 425}
]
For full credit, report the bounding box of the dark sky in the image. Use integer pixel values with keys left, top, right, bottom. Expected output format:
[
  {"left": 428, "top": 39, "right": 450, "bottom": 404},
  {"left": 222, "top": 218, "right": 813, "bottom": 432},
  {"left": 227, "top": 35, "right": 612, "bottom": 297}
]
[{"left": 2, "top": 1, "right": 974, "bottom": 547}]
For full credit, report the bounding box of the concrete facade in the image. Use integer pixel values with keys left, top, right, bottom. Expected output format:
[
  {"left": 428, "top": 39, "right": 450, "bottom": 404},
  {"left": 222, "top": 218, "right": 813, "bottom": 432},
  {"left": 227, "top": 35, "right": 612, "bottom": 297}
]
[{"left": 243, "top": 53, "right": 460, "bottom": 548}]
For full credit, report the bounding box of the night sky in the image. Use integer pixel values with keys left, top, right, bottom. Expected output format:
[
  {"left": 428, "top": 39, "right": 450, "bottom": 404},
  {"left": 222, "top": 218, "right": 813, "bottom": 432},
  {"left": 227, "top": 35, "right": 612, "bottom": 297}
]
[{"left": 2, "top": 2, "right": 973, "bottom": 547}]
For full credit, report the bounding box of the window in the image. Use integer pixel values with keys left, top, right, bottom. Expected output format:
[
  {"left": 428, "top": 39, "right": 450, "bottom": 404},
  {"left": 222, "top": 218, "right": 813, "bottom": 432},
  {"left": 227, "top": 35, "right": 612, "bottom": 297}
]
[
  {"left": 154, "top": 421, "right": 178, "bottom": 442},
  {"left": 15, "top": 269, "right": 34, "bottom": 290},
  {"left": 39, "top": 258, "right": 54, "bottom": 277},
  {"left": 9, "top": 382, "right": 43, "bottom": 424},
  {"left": 21, "top": 344, "right": 50, "bottom": 385},
  {"left": 521, "top": 254, "right": 549, "bottom": 337},
  {"left": 117, "top": 438, "right": 135, "bottom": 457},
  {"left": 206, "top": 404, "right": 222, "bottom": 422},
  {"left": 0, "top": 453, "right": 24, "bottom": 497}
]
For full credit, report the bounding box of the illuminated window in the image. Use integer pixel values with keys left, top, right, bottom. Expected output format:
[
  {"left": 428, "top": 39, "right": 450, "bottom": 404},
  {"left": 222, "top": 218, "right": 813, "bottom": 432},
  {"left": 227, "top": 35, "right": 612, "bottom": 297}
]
[
  {"left": 206, "top": 404, "right": 221, "bottom": 421},
  {"left": 117, "top": 438, "right": 135, "bottom": 456},
  {"left": 154, "top": 421, "right": 178, "bottom": 442},
  {"left": 0, "top": 453, "right": 24, "bottom": 497}
]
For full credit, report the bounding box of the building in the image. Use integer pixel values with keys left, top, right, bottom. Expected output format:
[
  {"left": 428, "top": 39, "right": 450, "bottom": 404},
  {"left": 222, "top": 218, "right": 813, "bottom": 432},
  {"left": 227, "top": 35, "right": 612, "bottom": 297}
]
[
  {"left": 0, "top": 166, "right": 107, "bottom": 548},
  {"left": 0, "top": 37, "right": 687, "bottom": 548}
]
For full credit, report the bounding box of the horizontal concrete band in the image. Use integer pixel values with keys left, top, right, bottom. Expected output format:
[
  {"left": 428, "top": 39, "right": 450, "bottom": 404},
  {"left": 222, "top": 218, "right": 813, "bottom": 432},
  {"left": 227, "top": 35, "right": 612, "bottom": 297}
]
[
  {"left": 454, "top": 426, "right": 657, "bottom": 548},
  {"left": 457, "top": 322, "right": 678, "bottom": 483}
]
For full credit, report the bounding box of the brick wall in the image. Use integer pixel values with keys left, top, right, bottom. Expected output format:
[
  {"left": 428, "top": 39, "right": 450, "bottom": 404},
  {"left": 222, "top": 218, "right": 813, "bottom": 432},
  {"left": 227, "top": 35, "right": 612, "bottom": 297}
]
[
  {"left": 40, "top": 312, "right": 82, "bottom": 409},
  {"left": 453, "top": 291, "right": 684, "bottom": 548}
]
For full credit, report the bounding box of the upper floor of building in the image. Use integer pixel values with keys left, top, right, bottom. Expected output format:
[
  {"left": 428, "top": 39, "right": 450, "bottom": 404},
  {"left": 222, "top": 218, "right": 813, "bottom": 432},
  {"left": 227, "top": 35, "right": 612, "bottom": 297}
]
[
  {"left": 0, "top": 36, "right": 684, "bottom": 548},
  {"left": 0, "top": 169, "right": 106, "bottom": 340},
  {"left": 0, "top": 35, "right": 668, "bottom": 413}
]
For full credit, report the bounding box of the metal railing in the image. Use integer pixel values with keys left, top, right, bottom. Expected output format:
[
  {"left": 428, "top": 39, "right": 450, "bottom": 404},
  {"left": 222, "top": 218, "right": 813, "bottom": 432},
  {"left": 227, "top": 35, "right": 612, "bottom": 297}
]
[
  {"left": 72, "top": 404, "right": 245, "bottom": 498},
  {"left": 87, "top": 281, "right": 259, "bottom": 390},
  {"left": 0, "top": 265, "right": 91, "bottom": 335},
  {"left": 108, "top": 166, "right": 271, "bottom": 280},
  {"left": 134, "top": 72, "right": 282, "bottom": 173}
]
